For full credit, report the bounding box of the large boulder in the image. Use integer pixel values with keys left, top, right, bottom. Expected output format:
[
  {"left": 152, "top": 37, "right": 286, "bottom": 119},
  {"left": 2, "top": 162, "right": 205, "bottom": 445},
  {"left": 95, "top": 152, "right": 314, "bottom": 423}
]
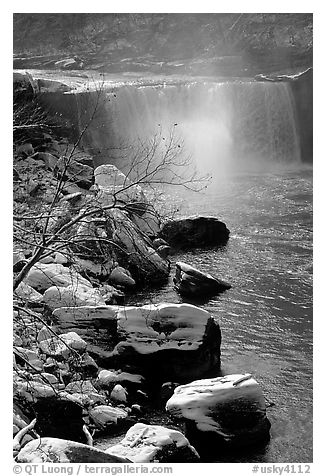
[
  {"left": 174, "top": 261, "right": 231, "bottom": 297},
  {"left": 43, "top": 284, "right": 106, "bottom": 310},
  {"left": 25, "top": 263, "right": 91, "bottom": 293},
  {"left": 159, "top": 216, "right": 230, "bottom": 250},
  {"left": 108, "top": 303, "right": 221, "bottom": 382},
  {"left": 166, "top": 374, "right": 271, "bottom": 458},
  {"left": 106, "top": 423, "right": 200, "bottom": 462},
  {"left": 17, "top": 437, "right": 131, "bottom": 463}
]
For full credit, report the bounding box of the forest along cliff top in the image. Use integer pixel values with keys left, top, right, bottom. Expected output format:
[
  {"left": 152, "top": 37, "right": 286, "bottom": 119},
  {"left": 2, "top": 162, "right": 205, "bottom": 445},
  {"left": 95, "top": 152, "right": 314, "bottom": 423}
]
[{"left": 13, "top": 13, "right": 312, "bottom": 76}]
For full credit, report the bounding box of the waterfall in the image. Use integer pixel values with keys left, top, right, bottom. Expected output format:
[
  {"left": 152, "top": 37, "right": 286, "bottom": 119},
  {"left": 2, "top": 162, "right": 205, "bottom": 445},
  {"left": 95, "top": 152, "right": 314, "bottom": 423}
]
[{"left": 76, "top": 80, "right": 301, "bottom": 175}]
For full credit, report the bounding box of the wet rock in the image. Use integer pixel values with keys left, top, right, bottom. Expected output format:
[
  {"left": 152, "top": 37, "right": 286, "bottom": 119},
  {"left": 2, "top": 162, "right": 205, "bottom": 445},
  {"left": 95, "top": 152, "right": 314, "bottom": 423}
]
[
  {"left": 106, "top": 423, "right": 200, "bottom": 462},
  {"left": 109, "top": 303, "right": 221, "bottom": 382},
  {"left": 166, "top": 374, "right": 271, "bottom": 458},
  {"left": 174, "top": 261, "right": 231, "bottom": 297},
  {"left": 43, "top": 283, "right": 105, "bottom": 310},
  {"left": 25, "top": 262, "right": 91, "bottom": 292},
  {"left": 159, "top": 216, "right": 230, "bottom": 250},
  {"left": 17, "top": 437, "right": 131, "bottom": 463}
]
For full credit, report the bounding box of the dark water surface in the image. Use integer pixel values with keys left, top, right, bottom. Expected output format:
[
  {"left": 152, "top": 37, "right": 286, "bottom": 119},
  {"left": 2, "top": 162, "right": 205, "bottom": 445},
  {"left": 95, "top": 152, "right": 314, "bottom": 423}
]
[{"left": 126, "top": 167, "right": 313, "bottom": 463}]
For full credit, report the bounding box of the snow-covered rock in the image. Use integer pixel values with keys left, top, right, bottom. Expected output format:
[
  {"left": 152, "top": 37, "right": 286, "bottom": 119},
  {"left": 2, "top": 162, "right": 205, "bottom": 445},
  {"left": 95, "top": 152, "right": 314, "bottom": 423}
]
[
  {"left": 166, "top": 374, "right": 271, "bottom": 454},
  {"left": 110, "top": 303, "right": 221, "bottom": 381},
  {"left": 17, "top": 437, "right": 131, "bottom": 463},
  {"left": 106, "top": 423, "right": 199, "bottom": 462},
  {"left": 174, "top": 261, "right": 231, "bottom": 297}
]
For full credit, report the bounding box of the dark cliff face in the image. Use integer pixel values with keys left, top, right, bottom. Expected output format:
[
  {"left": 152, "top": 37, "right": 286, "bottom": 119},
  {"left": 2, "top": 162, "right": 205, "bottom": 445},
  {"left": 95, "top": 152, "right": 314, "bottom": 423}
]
[{"left": 13, "top": 13, "right": 312, "bottom": 76}]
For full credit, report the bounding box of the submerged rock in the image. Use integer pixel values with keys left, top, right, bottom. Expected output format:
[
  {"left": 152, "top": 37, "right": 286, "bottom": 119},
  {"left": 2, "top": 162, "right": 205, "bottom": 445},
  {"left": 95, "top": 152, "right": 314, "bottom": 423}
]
[
  {"left": 159, "top": 216, "right": 230, "bottom": 250},
  {"left": 107, "top": 423, "right": 200, "bottom": 463},
  {"left": 166, "top": 374, "right": 271, "bottom": 457},
  {"left": 174, "top": 261, "right": 231, "bottom": 297},
  {"left": 108, "top": 303, "right": 221, "bottom": 382},
  {"left": 17, "top": 437, "right": 131, "bottom": 463}
]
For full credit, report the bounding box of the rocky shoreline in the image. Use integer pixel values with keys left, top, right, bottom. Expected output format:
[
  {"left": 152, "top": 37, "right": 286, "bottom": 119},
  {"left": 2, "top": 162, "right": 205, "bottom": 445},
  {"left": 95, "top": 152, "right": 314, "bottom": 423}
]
[{"left": 13, "top": 75, "right": 271, "bottom": 463}]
